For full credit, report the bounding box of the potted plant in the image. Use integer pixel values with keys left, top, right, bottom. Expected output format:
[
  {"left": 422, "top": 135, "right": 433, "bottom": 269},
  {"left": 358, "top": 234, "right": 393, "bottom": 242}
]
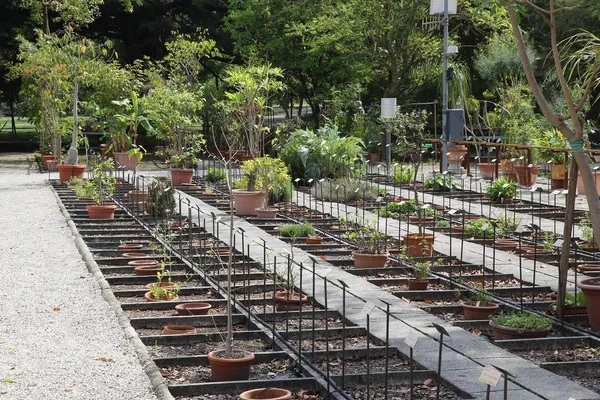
[
  {"left": 577, "top": 278, "right": 600, "bottom": 332},
  {"left": 240, "top": 388, "right": 292, "bottom": 400},
  {"left": 462, "top": 288, "right": 499, "bottom": 320},
  {"left": 548, "top": 291, "right": 586, "bottom": 316},
  {"left": 533, "top": 128, "right": 568, "bottom": 189},
  {"left": 383, "top": 109, "right": 435, "bottom": 257},
  {"left": 485, "top": 176, "right": 517, "bottom": 204},
  {"left": 233, "top": 156, "right": 291, "bottom": 217},
  {"left": 86, "top": 158, "right": 117, "bottom": 219},
  {"left": 423, "top": 173, "right": 459, "bottom": 192},
  {"left": 348, "top": 219, "right": 390, "bottom": 268},
  {"left": 145, "top": 178, "right": 176, "bottom": 220},
  {"left": 489, "top": 311, "right": 552, "bottom": 340},
  {"left": 144, "top": 268, "right": 181, "bottom": 302},
  {"left": 407, "top": 261, "right": 430, "bottom": 290},
  {"left": 73, "top": 179, "right": 95, "bottom": 200}
]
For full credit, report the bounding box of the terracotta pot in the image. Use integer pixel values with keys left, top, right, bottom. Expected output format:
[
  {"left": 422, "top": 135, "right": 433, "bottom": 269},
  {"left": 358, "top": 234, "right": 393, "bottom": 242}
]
[
  {"left": 353, "top": 252, "right": 389, "bottom": 268},
  {"left": 86, "top": 204, "right": 117, "bottom": 220},
  {"left": 240, "top": 388, "right": 292, "bottom": 400},
  {"left": 402, "top": 233, "right": 435, "bottom": 258},
  {"left": 162, "top": 325, "right": 197, "bottom": 335},
  {"left": 576, "top": 171, "right": 600, "bottom": 195},
  {"left": 407, "top": 279, "right": 428, "bottom": 291},
  {"left": 274, "top": 290, "right": 308, "bottom": 311},
  {"left": 305, "top": 236, "right": 323, "bottom": 245},
  {"left": 118, "top": 243, "right": 143, "bottom": 251},
  {"left": 144, "top": 282, "right": 178, "bottom": 289},
  {"left": 514, "top": 165, "right": 539, "bottom": 187},
  {"left": 232, "top": 190, "right": 266, "bottom": 216},
  {"left": 128, "top": 259, "right": 158, "bottom": 267},
  {"left": 47, "top": 160, "right": 58, "bottom": 172},
  {"left": 577, "top": 264, "right": 600, "bottom": 273},
  {"left": 489, "top": 320, "right": 552, "bottom": 340},
  {"left": 125, "top": 190, "right": 147, "bottom": 203},
  {"left": 255, "top": 208, "right": 278, "bottom": 219},
  {"left": 57, "top": 164, "right": 86, "bottom": 183},
  {"left": 144, "top": 291, "right": 179, "bottom": 302},
  {"left": 207, "top": 349, "right": 255, "bottom": 382},
  {"left": 561, "top": 306, "right": 587, "bottom": 316},
  {"left": 478, "top": 163, "right": 498, "bottom": 179},
  {"left": 577, "top": 278, "right": 600, "bottom": 332},
  {"left": 122, "top": 252, "right": 151, "bottom": 259},
  {"left": 175, "top": 303, "right": 212, "bottom": 315},
  {"left": 550, "top": 163, "right": 566, "bottom": 180},
  {"left": 170, "top": 168, "right": 194, "bottom": 185},
  {"left": 42, "top": 154, "right": 55, "bottom": 170},
  {"left": 133, "top": 264, "right": 161, "bottom": 276},
  {"left": 113, "top": 152, "right": 139, "bottom": 171},
  {"left": 462, "top": 302, "right": 499, "bottom": 320}
]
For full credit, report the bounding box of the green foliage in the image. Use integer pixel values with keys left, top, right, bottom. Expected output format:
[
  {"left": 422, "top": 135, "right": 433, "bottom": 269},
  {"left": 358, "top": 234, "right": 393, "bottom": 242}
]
[
  {"left": 485, "top": 177, "right": 517, "bottom": 203},
  {"left": 312, "top": 179, "right": 378, "bottom": 202},
  {"left": 470, "top": 285, "right": 493, "bottom": 306},
  {"left": 279, "top": 223, "right": 316, "bottom": 238},
  {"left": 579, "top": 219, "right": 595, "bottom": 247},
  {"left": 390, "top": 165, "right": 414, "bottom": 184},
  {"left": 90, "top": 158, "right": 116, "bottom": 204},
  {"left": 564, "top": 291, "right": 586, "bottom": 307},
  {"left": 205, "top": 167, "right": 226, "bottom": 183},
  {"left": 348, "top": 220, "right": 389, "bottom": 255},
  {"left": 277, "top": 125, "right": 365, "bottom": 181},
  {"left": 532, "top": 128, "right": 568, "bottom": 164},
  {"left": 495, "top": 214, "right": 522, "bottom": 233},
  {"left": 424, "top": 173, "right": 458, "bottom": 192},
  {"left": 378, "top": 200, "right": 417, "bottom": 218},
  {"left": 492, "top": 311, "right": 552, "bottom": 331},
  {"left": 382, "top": 110, "right": 429, "bottom": 158},
  {"left": 74, "top": 179, "right": 95, "bottom": 198},
  {"left": 435, "top": 220, "right": 451, "bottom": 228},
  {"left": 145, "top": 178, "right": 176, "bottom": 220},
  {"left": 465, "top": 218, "right": 503, "bottom": 238},
  {"left": 412, "top": 261, "right": 430, "bottom": 282},
  {"left": 237, "top": 157, "right": 291, "bottom": 207}
]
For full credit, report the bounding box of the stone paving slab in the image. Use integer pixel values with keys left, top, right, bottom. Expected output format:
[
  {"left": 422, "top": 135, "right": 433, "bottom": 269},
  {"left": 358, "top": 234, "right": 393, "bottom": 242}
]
[{"left": 175, "top": 189, "right": 599, "bottom": 400}]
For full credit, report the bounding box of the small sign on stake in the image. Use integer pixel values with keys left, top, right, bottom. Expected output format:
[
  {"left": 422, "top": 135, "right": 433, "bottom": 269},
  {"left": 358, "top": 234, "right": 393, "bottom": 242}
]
[
  {"left": 479, "top": 365, "right": 501, "bottom": 387},
  {"left": 405, "top": 329, "right": 420, "bottom": 348}
]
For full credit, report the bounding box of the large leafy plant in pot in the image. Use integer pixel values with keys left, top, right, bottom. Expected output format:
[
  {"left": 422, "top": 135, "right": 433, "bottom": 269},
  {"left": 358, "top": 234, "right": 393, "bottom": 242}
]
[
  {"left": 86, "top": 158, "right": 117, "bottom": 219},
  {"left": 348, "top": 219, "right": 390, "bottom": 268},
  {"left": 383, "top": 109, "right": 435, "bottom": 257},
  {"left": 233, "top": 156, "right": 291, "bottom": 216}
]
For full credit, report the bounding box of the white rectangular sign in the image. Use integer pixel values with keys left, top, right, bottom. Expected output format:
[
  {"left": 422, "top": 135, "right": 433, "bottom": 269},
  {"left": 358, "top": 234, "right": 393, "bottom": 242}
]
[
  {"left": 479, "top": 365, "right": 501, "bottom": 387},
  {"left": 430, "top": 0, "right": 458, "bottom": 15},
  {"left": 405, "top": 329, "right": 420, "bottom": 348}
]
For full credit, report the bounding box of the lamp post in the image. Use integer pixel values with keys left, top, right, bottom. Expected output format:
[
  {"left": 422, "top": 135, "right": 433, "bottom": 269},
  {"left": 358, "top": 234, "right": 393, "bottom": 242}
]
[
  {"left": 381, "top": 97, "right": 397, "bottom": 169},
  {"left": 430, "top": 0, "right": 457, "bottom": 172}
]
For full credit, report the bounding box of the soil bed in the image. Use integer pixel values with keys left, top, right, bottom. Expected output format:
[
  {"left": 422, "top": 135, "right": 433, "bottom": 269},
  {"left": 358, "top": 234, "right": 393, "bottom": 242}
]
[
  {"left": 345, "top": 383, "right": 459, "bottom": 399},
  {"left": 150, "top": 339, "right": 271, "bottom": 358},
  {"left": 315, "top": 354, "right": 412, "bottom": 374}
]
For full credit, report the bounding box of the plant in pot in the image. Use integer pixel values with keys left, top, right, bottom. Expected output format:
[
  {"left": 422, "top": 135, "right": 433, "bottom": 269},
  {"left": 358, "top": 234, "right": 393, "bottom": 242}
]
[
  {"left": 144, "top": 267, "right": 181, "bottom": 302},
  {"left": 390, "top": 165, "right": 414, "bottom": 184},
  {"left": 462, "top": 287, "right": 499, "bottom": 320},
  {"left": 423, "top": 173, "right": 459, "bottom": 192},
  {"left": 532, "top": 128, "right": 568, "bottom": 189},
  {"left": 279, "top": 223, "right": 320, "bottom": 244},
  {"left": 145, "top": 178, "right": 177, "bottom": 220},
  {"left": 548, "top": 291, "right": 586, "bottom": 316},
  {"left": 383, "top": 109, "right": 435, "bottom": 257},
  {"left": 86, "top": 158, "right": 117, "bottom": 219},
  {"left": 73, "top": 179, "right": 95, "bottom": 200},
  {"left": 348, "top": 219, "right": 390, "bottom": 268},
  {"left": 234, "top": 156, "right": 291, "bottom": 217},
  {"left": 489, "top": 311, "right": 552, "bottom": 340},
  {"left": 577, "top": 278, "right": 600, "bottom": 332},
  {"left": 485, "top": 176, "right": 517, "bottom": 204},
  {"left": 407, "top": 260, "right": 430, "bottom": 290}
]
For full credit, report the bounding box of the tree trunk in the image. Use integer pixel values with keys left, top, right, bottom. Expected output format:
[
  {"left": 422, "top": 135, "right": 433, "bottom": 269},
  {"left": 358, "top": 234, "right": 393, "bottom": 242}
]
[
  {"left": 42, "top": 1, "right": 50, "bottom": 34},
  {"left": 64, "top": 81, "right": 79, "bottom": 165},
  {"left": 9, "top": 100, "right": 16, "bottom": 137},
  {"left": 557, "top": 158, "right": 578, "bottom": 319}
]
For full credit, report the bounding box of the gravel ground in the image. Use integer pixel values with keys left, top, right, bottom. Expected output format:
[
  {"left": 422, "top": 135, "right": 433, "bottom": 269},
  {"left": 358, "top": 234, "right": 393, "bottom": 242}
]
[{"left": 0, "top": 166, "right": 159, "bottom": 399}]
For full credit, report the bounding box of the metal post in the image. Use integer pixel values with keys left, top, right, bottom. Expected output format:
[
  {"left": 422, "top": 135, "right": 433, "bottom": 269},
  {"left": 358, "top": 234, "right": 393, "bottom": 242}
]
[{"left": 441, "top": 0, "right": 449, "bottom": 173}]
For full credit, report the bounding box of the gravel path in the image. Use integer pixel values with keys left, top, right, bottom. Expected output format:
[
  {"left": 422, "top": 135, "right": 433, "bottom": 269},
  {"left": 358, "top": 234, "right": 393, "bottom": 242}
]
[{"left": 0, "top": 167, "right": 159, "bottom": 399}]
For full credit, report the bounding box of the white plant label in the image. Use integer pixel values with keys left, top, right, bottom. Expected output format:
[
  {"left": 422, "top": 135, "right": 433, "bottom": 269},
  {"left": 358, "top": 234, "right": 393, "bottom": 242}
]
[
  {"left": 362, "top": 301, "right": 376, "bottom": 314},
  {"left": 405, "top": 329, "right": 420, "bottom": 348},
  {"left": 479, "top": 365, "right": 501, "bottom": 387}
]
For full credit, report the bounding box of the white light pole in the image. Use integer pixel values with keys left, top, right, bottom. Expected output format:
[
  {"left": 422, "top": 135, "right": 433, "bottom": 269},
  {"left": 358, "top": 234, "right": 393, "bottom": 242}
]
[
  {"left": 381, "top": 97, "right": 397, "bottom": 168},
  {"left": 430, "top": 0, "right": 457, "bottom": 173}
]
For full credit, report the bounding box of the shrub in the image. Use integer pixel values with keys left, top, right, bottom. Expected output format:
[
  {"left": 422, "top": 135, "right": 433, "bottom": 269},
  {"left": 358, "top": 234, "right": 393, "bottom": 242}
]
[
  {"left": 390, "top": 165, "right": 414, "bottom": 184},
  {"left": 464, "top": 218, "right": 504, "bottom": 237},
  {"left": 378, "top": 200, "right": 417, "bottom": 218},
  {"left": 485, "top": 177, "right": 517, "bottom": 203},
  {"left": 492, "top": 311, "right": 552, "bottom": 330},
  {"left": 146, "top": 179, "right": 176, "bottom": 220},
  {"left": 312, "top": 179, "right": 378, "bottom": 202},
  {"left": 424, "top": 173, "right": 458, "bottom": 192},
  {"left": 280, "top": 223, "right": 315, "bottom": 238},
  {"left": 205, "top": 167, "right": 226, "bottom": 183}
]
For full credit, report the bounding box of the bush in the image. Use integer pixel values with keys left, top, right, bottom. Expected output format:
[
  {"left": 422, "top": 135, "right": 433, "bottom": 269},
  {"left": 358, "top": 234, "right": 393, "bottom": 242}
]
[
  {"left": 424, "top": 173, "right": 458, "bottom": 192},
  {"left": 146, "top": 178, "right": 176, "bottom": 220},
  {"left": 378, "top": 200, "right": 417, "bottom": 218},
  {"left": 280, "top": 223, "right": 315, "bottom": 238},
  {"left": 492, "top": 311, "right": 552, "bottom": 330},
  {"left": 312, "top": 179, "right": 379, "bottom": 202},
  {"left": 205, "top": 167, "right": 226, "bottom": 183},
  {"left": 390, "top": 165, "right": 414, "bottom": 184},
  {"left": 464, "top": 218, "right": 504, "bottom": 238},
  {"left": 485, "top": 177, "right": 517, "bottom": 203}
]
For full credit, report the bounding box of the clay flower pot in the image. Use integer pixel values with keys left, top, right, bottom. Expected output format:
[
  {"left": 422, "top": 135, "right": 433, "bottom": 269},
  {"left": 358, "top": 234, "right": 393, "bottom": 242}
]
[
  {"left": 122, "top": 252, "right": 151, "bottom": 258},
  {"left": 274, "top": 290, "right": 308, "bottom": 311},
  {"left": 144, "top": 282, "right": 178, "bottom": 289},
  {"left": 207, "top": 349, "right": 255, "bottom": 382},
  {"left": 144, "top": 291, "right": 179, "bottom": 302},
  {"left": 407, "top": 279, "right": 428, "bottom": 291},
  {"left": 175, "top": 303, "right": 212, "bottom": 315},
  {"left": 232, "top": 190, "right": 266, "bottom": 216},
  {"left": 170, "top": 168, "right": 194, "bottom": 185},
  {"left": 125, "top": 190, "right": 147, "bottom": 203},
  {"left": 352, "top": 252, "right": 389, "bottom": 269},
  {"left": 86, "top": 204, "right": 117, "bottom": 220},
  {"left": 57, "top": 164, "right": 86, "bottom": 183},
  {"left": 478, "top": 163, "right": 498, "bottom": 179},
  {"left": 255, "top": 207, "right": 278, "bottom": 219},
  {"left": 240, "top": 388, "right": 292, "bottom": 400},
  {"left": 162, "top": 325, "right": 197, "bottom": 335},
  {"left": 305, "top": 236, "right": 323, "bottom": 245},
  {"left": 489, "top": 320, "right": 552, "bottom": 340},
  {"left": 113, "top": 152, "right": 139, "bottom": 171},
  {"left": 402, "top": 233, "right": 435, "bottom": 258},
  {"left": 462, "top": 302, "right": 499, "bottom": 320},
  {"left": 577, "top": 277, "right": 600, "bottom": 332},
  {"left": 118, "top": 243, "right": 143, "bottom": 251}
]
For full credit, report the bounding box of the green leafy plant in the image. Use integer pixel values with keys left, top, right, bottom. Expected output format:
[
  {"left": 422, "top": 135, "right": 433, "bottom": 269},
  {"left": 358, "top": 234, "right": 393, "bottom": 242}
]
[
  {"left": 470, "top": 286, "right": 494, "bottom": 306},
  {"left": 485, "top": 177, "right": 517, "bottom": 203},
  {"left": 435, "top": 220, "right": 451, "bottom": 228},
  {"left": 495, "top": 213, "right": 522, "bottom": 233},
  {"left": 312, "top": 179, "right": 379, "bottom": 202},
  {"left": 348, "top": 219, "right": 389, "bottom": 255},
  {"left": 90, "top": 158, "right": 116, "bottom": 204},
  {"left": 145, "top": 178, "right": 176, "bottom": 220},
  {"left": 532, "top": 128, "right": 568, "bottom": 164},
  {"left": 149, "top": 268, "right": 180, "bottom": 301},
  {"left": 424, "top": 173, "right": 459, "bottom": 192},
  {"left": 205, "top": 167, "right": 226, "bottom": 183},
  {"left": 74, "top": 179, "right": 95, "bottom": 198},
  {"left": 236, "top": 156, "right": 291, "bottom": 208},
  {"left": 412, "top": 261, "right": 430, "bottom": 282},
  {"left": 464, "top": 218, "right": 504, "bottom": 238},
  {"left": 492, "top": 311, "right": 552, "bottom": 330},
  {"left": 390, "top": 165, "right": 414, "bottom": 184},
  {"left": 378, "top": 200, "right": 417, "bottom": 218},
  {"left": 579, "top": 217, "right": 595, "bottom": 247},
  {"left": 279, "top": 223, "right": 316, "bottom": 238},
  {"left": 543, "top": 231, "right": 557, "bottom": 251}
]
